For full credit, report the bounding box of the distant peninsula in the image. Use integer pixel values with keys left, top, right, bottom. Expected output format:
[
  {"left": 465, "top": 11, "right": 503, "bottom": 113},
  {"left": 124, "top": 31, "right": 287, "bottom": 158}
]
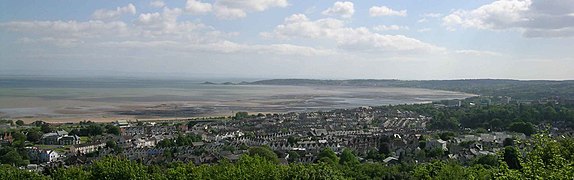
[{"left": 245, "top": 79, "right": 574, "bottom": 100}]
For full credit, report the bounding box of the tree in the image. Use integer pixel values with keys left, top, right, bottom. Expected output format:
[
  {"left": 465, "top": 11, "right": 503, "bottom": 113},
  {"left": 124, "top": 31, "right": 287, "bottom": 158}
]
[
  {"left": 106, "top": 140, "right": 117, "bottom": 149},
  {"left": 339, "top": 148, "right": 359, "bottom": 166},
  {"left": 90, "top": 156, "right": 149, "bottom": 179},
  {"left": 317, "top": 148, "right": 338, "bottom": 165},
  {"left": 503, "top": 146, "right": 522, "bottom": 170},
  {"left": 0, "top": 148, "right": 28, "bottom": 166},
  {"left": 503, "top": 138, "right": 515, "bottom": 147},
  {"left": 472, "top": 154, "right": 499, "bottom": 167},
  {"left": 15, "top": 120, "right": 24, "bottom": 126},
  {"left": 287, "top": 151, "right": 300, "bottom": 163},
  {"left": 287, "top": 136, "right": 298, "bottom": 144},
  {"left": 508, "top": 122, "right": 536, "bottom": 136},
  {"left": 40, "top": 124, "right": 53, "bottom": 133},
  {"left": 234, "top": 112, "right": 249, "bottom": 120},
  {"left": 26, "top": 130, "right": 42, "bottom": 142},
  {"left": 379, "top": 143, "right": 391, "bottom": 155},
  {"left": 248, "top": 146, "right": 279, "bottom": 164},
  {"left": 105, "top": 124, "right": 120, "bottom": 135},
  {"left": 11, "top": 131, "right": 26, "bottom": 142},
  {"left": 87, "top": 124, "right": 104, "bottom": 136},
  {"left": 439, "top": 131, "right": 455, "bottom": 141},
  {"left": 0, "top": 164, "right": 46, "bottom": 179}
]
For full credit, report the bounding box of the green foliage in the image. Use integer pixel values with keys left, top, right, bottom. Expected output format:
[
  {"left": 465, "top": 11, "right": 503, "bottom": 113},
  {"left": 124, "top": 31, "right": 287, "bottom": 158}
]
[
  {"left": 15, "top": 120, "right": 24, "bottom": 126},
  {"left": 90, "top": 156, "right": 149, "bottom": 179},
  {"left": 86, "top": 124, "right": 104, "bottom": 136},
  {"left": 472, "top": 154, "right": 500, "bottom": 168},
  {"left": 105, "top": 124, "right": 120, "bottom": 135},
  {"left": 439, "top": 131, "right": 455, "bottom": 141},
  {"left": 287, "top": 136, "right": 299, "bottom": 144},
  {"left": 234, "top": 111, "right": 249, "bottom": 120},
  {"left": 0, "top": 134, "right": 572, "bottom": 180},
  {"left": 157, "top": 134, "right": 202, "bottom": 148},
  {"left": 0, "top": 164, "right": 46, "bottom": 179},
  {"left": 317, "top": 148, "right": 339, "bottom": 165},
  {"left": 248, "top": 146, "right": 279, "bottom": 164},
  {"left": 339, "top": 148, "right": 359, "bottom": 166},
  {"left": 507, "top": 122, "right": 536, "bottom": 136},
  {"left": 0, "top": 147, "right": 28, "bottom": 166},
  {"left": 26, "top": 129, "right": 42, "bottom": 142},
  {"left": 503, "top": 146, "right": 522, "bottom": 170},
  {"left": 287, "top": 151, "right": 300, "bottom": 163},
  {"left": 41, "top": 123, "right": 53, "bottom": 133},
  {"left": 413, "top": 161, "right": 495, "bottom": 179},
  {"left": 52, "top": 166, "right": 91, "bottom": 180}
]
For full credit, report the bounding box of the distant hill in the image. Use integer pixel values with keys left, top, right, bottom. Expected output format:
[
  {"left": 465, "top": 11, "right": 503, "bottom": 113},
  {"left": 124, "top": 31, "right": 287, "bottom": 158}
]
[{"left": 248, "top": 79, "right": 574, "bottom": 100}]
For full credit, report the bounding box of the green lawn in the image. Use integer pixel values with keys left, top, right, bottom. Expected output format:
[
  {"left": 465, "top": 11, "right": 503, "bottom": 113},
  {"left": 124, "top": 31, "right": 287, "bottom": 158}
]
[{"left": 80, "top": 136, "right": 89, "bottom": 143}]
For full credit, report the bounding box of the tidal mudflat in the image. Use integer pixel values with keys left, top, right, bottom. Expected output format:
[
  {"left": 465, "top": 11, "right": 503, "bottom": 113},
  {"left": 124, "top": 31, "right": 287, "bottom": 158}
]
[{"left": 0, "top": 78, "right": 475, "bottom": 123}]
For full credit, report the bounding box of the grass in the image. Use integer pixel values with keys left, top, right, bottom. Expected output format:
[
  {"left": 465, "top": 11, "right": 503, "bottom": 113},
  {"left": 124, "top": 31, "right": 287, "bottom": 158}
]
[{"left": 80, "top": 136, "right": 89, "bottom": 143}]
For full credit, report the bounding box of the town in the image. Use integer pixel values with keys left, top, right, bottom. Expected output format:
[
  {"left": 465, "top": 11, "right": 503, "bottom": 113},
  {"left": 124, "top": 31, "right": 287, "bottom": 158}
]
[{"left": 2, "top": 95, "right": 573, "bottom": 178}]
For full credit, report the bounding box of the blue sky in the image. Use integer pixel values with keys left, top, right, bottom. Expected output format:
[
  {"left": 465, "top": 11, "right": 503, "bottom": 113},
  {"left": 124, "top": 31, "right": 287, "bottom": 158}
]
[{"left": 0, "top": 0, "right": 573, "bottom": 80}]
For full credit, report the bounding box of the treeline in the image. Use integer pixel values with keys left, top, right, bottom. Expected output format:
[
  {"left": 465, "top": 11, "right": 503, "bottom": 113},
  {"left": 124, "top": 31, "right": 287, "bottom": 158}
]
[
  {"left": 394, "top": 103, "right": 574, "bottom": 134},
  {"left": 1, "top": 134, "right": 573, "bottom": 179}
]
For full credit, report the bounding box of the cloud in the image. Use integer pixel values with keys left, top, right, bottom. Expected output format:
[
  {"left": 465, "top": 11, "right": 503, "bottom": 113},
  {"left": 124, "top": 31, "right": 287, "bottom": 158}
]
[
  {"left": 185, "top": 0, "right": 213, "bottom": 15},
  {"left": 92, "top": 3, "right": 136, "bottom": 20},
  {"left": 213, "top": 0, "right": 288, "bottom": 19},
  {"left": 1, "top": 5, "right": 332, "bottom": 58},
  {"left": 0, "top": 20, "right": 129, "bottom": 39},
  {"left": 150, "top": 0, "right": 166, "bottom": 8},
  {"left": 418, "top": 13, "right": 441, "bottom": 23},
  {"left": 322, "top": 1, "right": 355, "bottom": 18},
  {"left": 443, "top": 0, "right": 574, "bottom": 37},
  {"left": 372, "top": 25, "right": 409, "bottom": 31},
  {"left": 263, "top": 14, "right": 444, "bottom": 54},
  {"left": 417, "top": 28, "right": 431, "bottom": 32},
  {"left": 423, "top": 13, "right": 442, "bottom": 18},
  {"left": 369, "top": 6, "right": 407, "bottom": 17},
  {"left": 454, "top": 49, "right": 503, "bottom": 56}
]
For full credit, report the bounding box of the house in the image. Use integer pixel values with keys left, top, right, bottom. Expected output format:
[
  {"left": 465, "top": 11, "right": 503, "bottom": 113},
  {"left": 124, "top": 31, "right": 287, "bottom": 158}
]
[
  {"left": 41, "top": 130, "right": 80, "bottom": 145},
  {"left": 70, "top": 142, "right": 106, "bottom": 155},
  {"left": 311, "top": 129, "right": 328, "bottom": 137},
  {"left": 383, "top": 156, "right": 399, "bottom": 164},
  {"left": 426, "top": 139, "right": 448, "bottom": 151},
  {"left": 41, "top": 132, "right": 60, "bottom": 145},
  {"left": 115, "top": 120, "right": 129, "bottom": 127},
  {"left": 59, "top": 135, "right": 81, "bottom": 145},
  {"left": 1, "top": 132, "right": 13, "bottom": 144},
  {"left": 27, "top": 147, "right": 60, "bottom": 163},
  {"left": 40, "top": 150, "right": 60, "bottom": 163}
]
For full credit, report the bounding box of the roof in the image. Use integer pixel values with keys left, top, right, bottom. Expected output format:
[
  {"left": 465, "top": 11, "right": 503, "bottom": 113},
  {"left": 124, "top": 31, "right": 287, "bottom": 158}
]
[{"left": 383, "top": 156, "right": 399, "bottom": 163}]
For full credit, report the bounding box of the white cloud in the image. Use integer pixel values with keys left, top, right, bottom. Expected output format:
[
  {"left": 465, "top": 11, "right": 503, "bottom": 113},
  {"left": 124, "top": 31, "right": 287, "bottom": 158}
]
[
  {"left": 423, "top": 13, "right": 442, "bottom": 18},
  {"left": 92, "top": 4, "right": 136, "bottom": 20},
  {"left": 0, "top": 20, "right": 129, "bottom": 39},
  {"left": 372, "top": 25, "right": 409, "bottom": 31},
  {"left": 454, "top": 50, "right": 502, "bottom": 56},
  {"left": 264, "top": 14, "right": 444, "bottom": 54},
  {"left": 443, "top": 0, "right": 574, "bottom": 37},
  {"left": 417, "top": 28, "right": 431, "bottom": 32},
  {"left": 369, "top": 6, "right": 407, "bottom": 17},
  {"left": 213, "top": 0, "right": 288, "bottom": 19},
  {"left": 418, "top": 13, "right": 441, "bottom": 23},
  {"left": 322, "top": 1, "right": 355, "bottom": 18},
  {"left": 213, "top": 6, "right": 247, "bottom": 19},
  {"left": 185, "top": 0, "right": 213, "bottom": 15},
  {"left": 150, "top": 0, "right": 166, "bottom": 8}
]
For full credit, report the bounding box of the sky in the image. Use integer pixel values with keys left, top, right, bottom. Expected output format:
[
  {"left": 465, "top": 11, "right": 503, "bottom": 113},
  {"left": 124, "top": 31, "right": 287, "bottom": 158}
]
[{"left": 0, "top": 0, "right": 573, "bottom": 80}]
